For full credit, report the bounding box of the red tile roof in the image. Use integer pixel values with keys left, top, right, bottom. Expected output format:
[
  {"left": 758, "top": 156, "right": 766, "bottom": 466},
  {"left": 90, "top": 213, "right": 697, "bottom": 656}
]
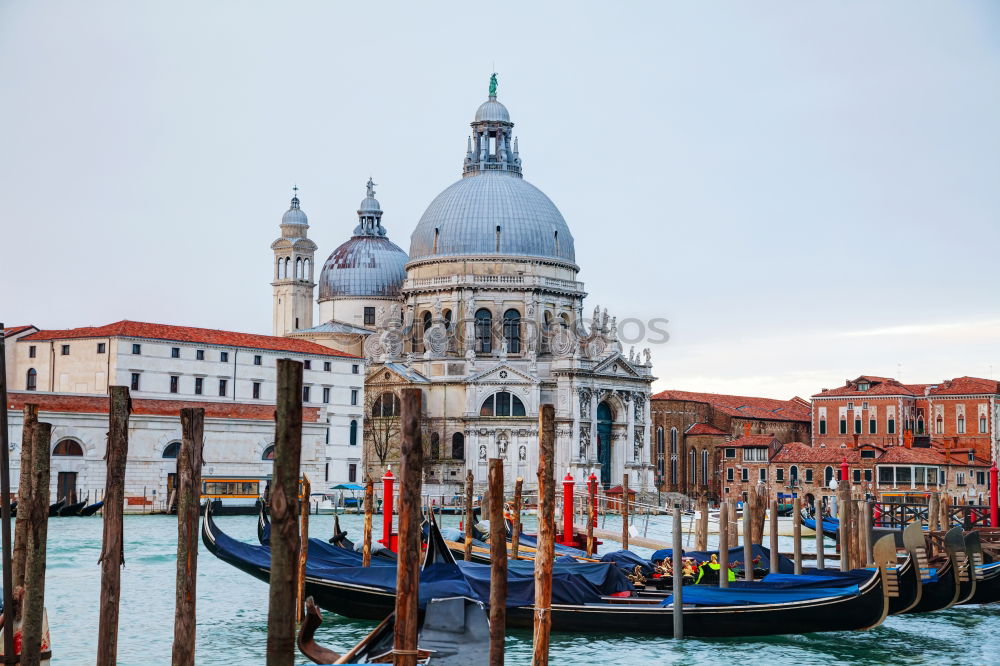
[
  {"left": 928, "top": 376, "right": 1000, "bottom": 396},
  {"left": 651, "top": 390, "right": 810, "bottom": 422},
  {"left": 7, "top": 391, "right": 321, "bottom": 422},
  {"left": 20, "top": 320, "right": 359, "bottom": 358},
  {"left": 685, "top": 422, "right": 729, "bottom": 436},
  {"left": 2, "top": 326, "right": 35, "bottom": 338},
  {"left": 729, "top": 434, "right": 780, "bottom": 448},
  {"left": 812, "top": 375, "right": 918, "bottom": 398},
  {"left": 771, "top": 442, "right": 864, "bottom": 464}
]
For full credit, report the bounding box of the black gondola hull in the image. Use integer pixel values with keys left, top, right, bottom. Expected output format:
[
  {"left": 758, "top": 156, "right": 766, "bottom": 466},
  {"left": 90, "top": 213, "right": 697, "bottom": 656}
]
[{"left": 903, "top": 558, "right": 958, "bottom": 614}]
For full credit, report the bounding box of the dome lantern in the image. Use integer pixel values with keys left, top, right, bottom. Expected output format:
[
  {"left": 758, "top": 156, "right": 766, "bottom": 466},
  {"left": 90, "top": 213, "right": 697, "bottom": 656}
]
[{"left": 464, "top": 73, "right": 521, "bottom": 178}]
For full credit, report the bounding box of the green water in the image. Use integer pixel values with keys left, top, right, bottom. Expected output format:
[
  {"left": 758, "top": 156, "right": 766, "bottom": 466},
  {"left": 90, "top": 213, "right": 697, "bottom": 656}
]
[{"left": 24, "top": 513, "right": 1000, "bottom": 664}]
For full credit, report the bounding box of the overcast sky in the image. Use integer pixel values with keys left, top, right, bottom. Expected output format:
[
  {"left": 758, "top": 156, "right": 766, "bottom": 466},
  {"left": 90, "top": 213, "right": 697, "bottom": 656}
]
[{"left": 2, "top": 2, "right": 998, "bottom": 399}]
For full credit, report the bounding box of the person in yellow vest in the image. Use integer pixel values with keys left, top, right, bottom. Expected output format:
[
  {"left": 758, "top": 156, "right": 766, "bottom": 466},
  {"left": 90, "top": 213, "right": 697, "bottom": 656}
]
[{"left": 696, "top": 553, "right": 736, "bottom": 584}]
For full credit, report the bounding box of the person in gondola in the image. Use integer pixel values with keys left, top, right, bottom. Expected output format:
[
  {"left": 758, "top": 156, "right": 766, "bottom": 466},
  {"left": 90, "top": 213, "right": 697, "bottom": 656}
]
[{"left": 695, "top": 553, "right": 736, "bottom": 584}]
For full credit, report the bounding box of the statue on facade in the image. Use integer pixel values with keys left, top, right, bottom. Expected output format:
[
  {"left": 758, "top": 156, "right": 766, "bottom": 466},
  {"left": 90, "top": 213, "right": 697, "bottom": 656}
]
[{"left": 489, "top": 72, "right": 498, "bottom": 97}]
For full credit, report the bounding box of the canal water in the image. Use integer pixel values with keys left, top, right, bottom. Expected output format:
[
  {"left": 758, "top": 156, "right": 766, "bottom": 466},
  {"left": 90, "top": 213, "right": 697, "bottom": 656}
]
[{"left": 24, "top": 513, "right": 1000, "bottom": 664}]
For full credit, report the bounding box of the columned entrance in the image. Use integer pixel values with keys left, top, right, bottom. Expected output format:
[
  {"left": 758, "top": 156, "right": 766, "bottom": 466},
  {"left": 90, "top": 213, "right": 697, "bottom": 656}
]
[{"left": 597, "top": 402, "right": 614, "bottom": 487}]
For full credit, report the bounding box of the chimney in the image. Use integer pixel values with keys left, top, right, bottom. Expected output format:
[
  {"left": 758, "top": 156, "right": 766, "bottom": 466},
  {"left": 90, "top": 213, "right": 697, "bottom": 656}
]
[
  {"left": 743, "top": 422, "right": 751, "bottom": 438},
  {"left": 851, "top": 433, "right": 858, "bottom": 449},
  {"left": 953, "top": 436, "right": 959, "bottom": 449},
  {"left": 904, "top": 430, "right": 912, "bottom": 449}
]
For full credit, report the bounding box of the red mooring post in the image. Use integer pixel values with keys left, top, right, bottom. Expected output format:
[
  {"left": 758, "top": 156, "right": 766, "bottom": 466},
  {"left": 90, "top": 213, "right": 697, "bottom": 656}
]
[
  {"left": 840, "top": 456, "right": 849, "bottom": 483},
  {"left": 990, "top": 462, "right": 998, "bottom": 528},
  {"left": 381, "top": 467, "right": 394, "bottom": 549},
  {"left": 588, "top": 472, "right": 598, "bottom": 527},
  {"left": 561, "top": 472, "right": 574, "bottom": 546}
]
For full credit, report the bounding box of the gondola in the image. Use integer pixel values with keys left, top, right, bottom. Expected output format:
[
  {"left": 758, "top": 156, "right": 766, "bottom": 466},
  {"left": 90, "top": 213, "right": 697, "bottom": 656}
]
[
  {"left": 954, "top": 531, "right": 980, "bottom": 604},
  {"left": 78, "top": 501, "right": 104, "bottom": 517},
  {"left": 966, "top": 560, "right": 1000, "bottom": 605},
  {"left": 902, "top": 527, "right": 963, "bottom": 614},
  {"left": 47, "top": 499, "right": 66, "bottom": 517},
  {"left": 57, "top": 499, "right": 88, "bottom": 516},
  {"left": 205, "top": 502, "right": 893, "bottom": 638},
  {"left": 297, "top": 595, "right": 489, "bottom": 665},
  {"left": 800, "top": 510, "right": 839, "bottom": 539},
  {"left": 886, "top": 522, "right": 928, "bottom": 614},
  {"left": 257, "top": 502, "right": 396, "bottom": 562}
]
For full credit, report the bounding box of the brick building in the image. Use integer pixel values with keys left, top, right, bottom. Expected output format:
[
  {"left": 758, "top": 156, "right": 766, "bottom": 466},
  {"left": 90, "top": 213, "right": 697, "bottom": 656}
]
[
  {"left": 812, "top": 375, "right": 1000, "bottom": 463},
  {"left": 650, "top": 390, "right": 811, "bottom": 497}
]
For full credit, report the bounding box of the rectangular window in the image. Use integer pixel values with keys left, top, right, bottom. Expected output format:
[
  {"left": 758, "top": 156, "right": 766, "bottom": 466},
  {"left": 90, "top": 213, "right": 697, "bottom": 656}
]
[
  {"left": 220, "top": 351, "right": 229, "bottom": 362},
  {"left": 61, "top": 344, "right": 70, "bottom": 356},
  {"left": 759, "top": 468, "right": 767, "bottom": 482},
  {"left": 981, "top": 417, "right": 988, "bottom": 433},
  {"left": 839, "top": 419, "right": 847, "bottom": 434},
  {"left": 352, "top": 364, "right": 359, "bottom": 375},
  {"left": 864, "top": 469, "right": 872, "bottom": 482},
  {"left": 304, "top": 360, "right": 312, "bottom": 370},
  {"left": 869, "top": 419, "right": 876, "bottom": 434},
  {"left": 364, "top": 307, "right": 376, "bottom": 326},
  {"left": 351, "top": 389, "right": 358, "bottom": 406},
  {"left": 324, "top": 361, "right": 331, "bottom": 372},
  {"left": 776, "top": 468, "right": 784, "bottom": 482},
  {"left": 254, "top": 355, "right": 262, "bottom": 366},
  {"left": 726, "top": 467, "right": 734, "bottom": 482},
  {"left": 218, "top": 379, "right": 227, "bottom": 397},
  {"left": 743, "top": 448, "right": 767, "bottom": 462},
  {"left": 132, "top": 343, "right": 141, "bottom": 355},
  {"left": 171, "top": 347, "right": 180, "bottom": 358},
  {"left": 957, "top": 418, "right": 966, "bottom": 434},
  {"left": 169, "top": 376, "right": 179, "bottom": 394},
  {"left": 322, "top": 387, "right": 331, "bottom": 404},
  {"left": 303, "top": 386, "right": 311, "bottom": 403},
  {"left": 724, "top": 448, "right": 736, "bottom": 459},
  {"left": 847, "top": 402, "right": 854, "bottom": 410},
  {"left": 252, "top": 381, "right": 261, "bottom": 400},
  {"left": 956, "top": 472, "right": 966, "bottom": 486},
  {"left": 194, "top": 377, "right": 203, "bottom": 395},
  {"left": 96, "top": 343, "right": 106, "bottom": 354},
  {"left": 977, "top": 471, "right": 986, "bottom": 486},
  {"left": 896, "top": 466, "right": 912, "bottom": 485},
  {"left": 130, "top": 373, "right": 140, "bottom": 391},
  {"left": 819, "top": 420, "right": 827, "bottom": 435},
  {"left": 196, "top": 349, "right": 205, "bottom": 361},
  {"left": 348, "top": 463, "right": 358, "bottom": 483},
  {"left": 853, "top": 469, "right": 861, "bottom": 483},
  {"left": 805, "top": 468, "right": 814, "bottom": 482},
  {"left": 878, "top": 467, "right": 894, "bottom": 484},
  {"left": 887, "top": 418, "right": 895, "bottom": 434},
  {"left": 861, "top": 449, "right": 876, "bottom": 459},
  {"left": 854, "top": 418, "right": 862, "bottom": 434},
  {"left": 741, "top": 468, "right": 749, "bottom": 482},
  {"left": 28, "top": 345, "right": 36, "bottom": 358}
]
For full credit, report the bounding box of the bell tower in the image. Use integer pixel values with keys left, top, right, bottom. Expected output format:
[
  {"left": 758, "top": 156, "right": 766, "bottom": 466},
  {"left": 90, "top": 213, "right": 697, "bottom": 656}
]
[{"left": 271, "top": 187, "right": 317, "bottom": 336}]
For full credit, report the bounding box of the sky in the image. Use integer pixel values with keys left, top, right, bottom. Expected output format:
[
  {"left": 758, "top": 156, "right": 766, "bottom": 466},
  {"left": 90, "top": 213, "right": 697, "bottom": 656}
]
[{"left": 2, "top": 1, "right": 999, "bottom": 399}]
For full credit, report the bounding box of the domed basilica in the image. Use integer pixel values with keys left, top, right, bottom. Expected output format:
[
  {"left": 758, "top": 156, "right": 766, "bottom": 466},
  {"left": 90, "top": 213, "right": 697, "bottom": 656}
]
[{"left": 272, "top": 78, "right": 655, "bottom": 495}]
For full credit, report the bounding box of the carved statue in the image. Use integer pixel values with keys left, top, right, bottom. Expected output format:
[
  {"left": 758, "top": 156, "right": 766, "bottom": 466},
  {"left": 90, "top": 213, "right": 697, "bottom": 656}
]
[
  {"left": 489, "top": 72, "right": 498, "bottom": 97},
  {"left": 578, "top": 388, "right": 592, "bottom": 419},
  {"left": 366, "top": 177, "right": 377, "bottom": 199},
  {"left": 643, "top": 348, "right": 652, "bottom": 366},
  {"left": 518, "top": 445, "right": 526, "bottom": 461},
  {"left": 479, "top": 444, "right": 487, "bottom": 461}
]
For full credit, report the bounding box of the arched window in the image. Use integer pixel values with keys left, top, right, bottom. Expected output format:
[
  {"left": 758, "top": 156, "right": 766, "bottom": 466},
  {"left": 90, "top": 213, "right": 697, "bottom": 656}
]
[
  {"left": 349, "top": 420, "right": 358, "bottom": 446},
  {"left": 162, "top": 441, "right": 181, "bottom": 459},
  {"left": 25, "top": 368, "right": 37, "bottom": 391},
  {"left": 475, "top": 309, "right": 492, "bottom": 353},
  {"left": 262, "top": 445, "right": 275, "bottom": 460},
  {"left": 295, "top": 257, "right": 302, "bottom": 279},
  {"left": 824, "top": 466, "right": 834, "bottom": 486},
  {"left": 935, "top": 416, "right": 944, "bottom": 434},
  {"left": 790, "top": 465, "right": 799, "bottom": 485},
  {"left": 452, "top": 432, "right": 465, "bottom": 460},
  {"left": 957, "top": 416, "right": 966, "bottom": 434},
  {"left": 701, "top": 449, "right": 709, "bottom": 485},
  {"left": 655, "top": 427, "right": 665, "bottom": 483},
  {"left": 479, "top": 391, "right": 526, "bottom": 417},
  {"left": 53, "top": 439, "right": 84, "bottom": 457},
  {"left": 430, "top": 433, "right": 440, "bottom": 459},
  {"left": 688, "top": 449, "right": 697, "bottom": 484},
  {"left": 443, "top": 309, "right": 452, "bottom": 328},
  {"left": 917, "top": 416, "right": 925, "bottom": 434},
  {"left": 283, "top": 257, "right": 290, "bottom": 279},
  {"left": 303, "top": 258, "right": 310, "bottom": 278},
  {"left": 422, "top": 310, "right": 433, "bottom": 332},
  {"left": 669, "top": 427, "right": 678, "bottom": 485},
  {"left": 371, "top": 393, "right": 401, "bottom": 417},
  {"left": 503, "top": 309, "right": 521, "bottom": 353},
  {"left": 275, "top": 257, "right": 282, "bottom": 279}
]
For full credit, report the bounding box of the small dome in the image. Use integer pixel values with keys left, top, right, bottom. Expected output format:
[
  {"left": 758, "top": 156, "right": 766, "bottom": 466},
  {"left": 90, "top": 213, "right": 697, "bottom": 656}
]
[
  {"left": 282, "top": 196, "right": 308, "bottom": 226},
  {"left": 318, "top": 236, "right": 408, "bottom": 300},
  {"left": 358, "top": 196, "right": 381, "bottom": 213},
  {"left": 475, "top": 97, "right": 510, "bottom": 123}
]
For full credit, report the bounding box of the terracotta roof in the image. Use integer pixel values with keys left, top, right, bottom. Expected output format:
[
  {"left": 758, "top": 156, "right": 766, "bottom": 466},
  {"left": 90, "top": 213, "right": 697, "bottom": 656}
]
[
  {"left": 928, "top": 376, "right": 1000, "bottom": 396},
  {"left": 771, "top": 442, "right": 864, "bottom": 464},
  {"left": 812, "top": 375, "right": 918, "bottom": 398},
  {"left": 651, "top": 390, "right": 810, "bottom": 422},
  {"left": 2, "top": 325, "right": 35, "bottom": 338},
  {"left": 19, "top": 320, "right": 359, "bottom": 358},
  {"left": 728, "top": 434, "right": 780, "bottom": 448},
  {"left": 684, "top": 422, "right": 729, "bottom": 436},
  {"left": 7, "top": 391, "right": 322, "bottom": 422}
]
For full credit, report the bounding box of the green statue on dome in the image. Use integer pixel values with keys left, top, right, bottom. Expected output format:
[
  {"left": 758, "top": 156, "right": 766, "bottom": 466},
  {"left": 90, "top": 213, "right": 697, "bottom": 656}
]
[{"left": 489, "top": 73, "right": 498, "bottom": 97}]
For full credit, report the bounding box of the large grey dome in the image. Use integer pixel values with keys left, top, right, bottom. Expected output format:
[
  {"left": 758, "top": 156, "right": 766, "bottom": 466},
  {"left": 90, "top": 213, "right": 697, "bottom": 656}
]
[
  {"left": 318, "top": 236, "right": 408, "bottom": 300},
  {"left": 408, "top": 171, "right": 575, "bottom": 264}
]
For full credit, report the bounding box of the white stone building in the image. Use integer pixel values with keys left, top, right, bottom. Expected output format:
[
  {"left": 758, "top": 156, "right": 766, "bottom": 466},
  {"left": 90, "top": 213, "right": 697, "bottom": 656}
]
[
  {"left": 273, "top": 80, "right": 657, "bottom": 497},
  {"left": 4, "top": 321, "right": 365, "bottom": 506}
]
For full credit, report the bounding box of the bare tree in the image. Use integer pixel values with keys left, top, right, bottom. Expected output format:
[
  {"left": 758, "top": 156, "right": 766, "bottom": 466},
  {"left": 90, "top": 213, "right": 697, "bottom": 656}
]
[{"left": 364, "top": 391, "right": 400, "bottom": 477}]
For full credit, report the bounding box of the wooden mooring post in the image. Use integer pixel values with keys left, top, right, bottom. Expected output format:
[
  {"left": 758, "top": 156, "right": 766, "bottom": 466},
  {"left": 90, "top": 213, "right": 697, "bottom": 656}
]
[
  {"left": 0, "top": 326, "right": 14, "bottom": 663},
  {"left": 172, "top": 408, "right": 204, "bottom": 666},
  {"left": 586, "top": 473, "right": 597, "bottom": 558},
  {"left": 621, "top": 473, "right": 630, "bottom": 551},
  {"left": 12, "top": 404, "right": 37, "bottom": 590},
  {"left": 718, "top": 500, "right": 730, "bottom": 588},
  {"left": 814, "top": 497, "right": 825, "bottom": 569},
  {"left": 97, "top": 385, "right": 131, "bottom": 666},
  {"left": 266, "top": 359, "right": 302, "bottom": 666},
  {"left": 362, "top": 476, "right": 374, "bottom": 567},
  {"left": 464, "top": 470, "right": 474, "bottom": 562},
  {"left": 769, "top": 498, "right": 779, "bottom": 574},
  {"left": 838, "top": 484, "right": 850, "bottom": 572},
  {"left": 671, "top": 506, "right": 683, "bottom": 639},
  {"left": 512, "top": 476, "right": 523, "bottom": 560},
  {"left": 792, "top": 497, "right": 802, "bottom": 575},
  {"left": 393, "top": 389, "right": 423, "bottom": 666},
  {"left": 488, "top": 459, "right": 507, "bottom": 666},
  {"left": 743, "top": 502, "right": 753, "bottom": 581},
  {"left": 695, "top": 494, "right": 708, "bottom": 552},
  {"left": 297, "top": 475, "right": 311, "bottom": 624},
  {"left": 20, "top": 421, "right": 52, "bottom": 666},
  {"left": 532, "top": 404, "right": 556, "bottom": 666}
]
